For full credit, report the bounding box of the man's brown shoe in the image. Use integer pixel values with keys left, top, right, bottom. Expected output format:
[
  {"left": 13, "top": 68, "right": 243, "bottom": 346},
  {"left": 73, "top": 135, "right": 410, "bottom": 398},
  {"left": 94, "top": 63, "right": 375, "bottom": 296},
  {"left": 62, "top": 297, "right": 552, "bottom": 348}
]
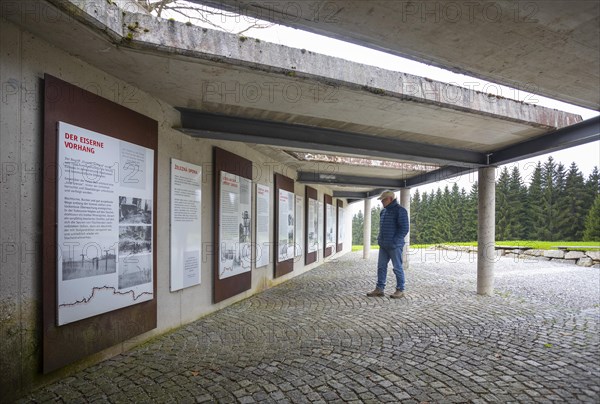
[
  {"left": 366, "top": 288, "right": 384, "bottom": 297},
  {"left": 390, "top": 290, "right": 405, "bottom": 299}
]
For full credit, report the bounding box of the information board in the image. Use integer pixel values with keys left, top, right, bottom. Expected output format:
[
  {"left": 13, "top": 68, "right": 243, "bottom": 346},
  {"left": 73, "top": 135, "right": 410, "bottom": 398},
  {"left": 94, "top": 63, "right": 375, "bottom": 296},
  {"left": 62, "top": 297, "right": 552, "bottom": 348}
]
[
  {"left": 170, "top": 159, "right": 202, "bottom": 291},
  {"left": 56, "top": 121, "right": 154, "bottom": 326}
]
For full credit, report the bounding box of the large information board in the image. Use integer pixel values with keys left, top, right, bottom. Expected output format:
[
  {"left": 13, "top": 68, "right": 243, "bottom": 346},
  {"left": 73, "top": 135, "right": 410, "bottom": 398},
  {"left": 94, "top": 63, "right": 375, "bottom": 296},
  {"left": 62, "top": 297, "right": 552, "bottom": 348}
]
[
  {"left": 43, "top": 74, "right": 158, "bottom": 373},
  {"left": 56, "top": 122, "right": 155, "bottom": 325}
]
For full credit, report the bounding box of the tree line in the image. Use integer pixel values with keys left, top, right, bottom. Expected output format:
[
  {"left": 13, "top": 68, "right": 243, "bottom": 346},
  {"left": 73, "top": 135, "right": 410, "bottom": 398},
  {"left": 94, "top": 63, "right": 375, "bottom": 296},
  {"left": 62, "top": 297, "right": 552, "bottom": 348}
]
[{"left": 352, "top": 158, "right": 600, "bottom": 244}]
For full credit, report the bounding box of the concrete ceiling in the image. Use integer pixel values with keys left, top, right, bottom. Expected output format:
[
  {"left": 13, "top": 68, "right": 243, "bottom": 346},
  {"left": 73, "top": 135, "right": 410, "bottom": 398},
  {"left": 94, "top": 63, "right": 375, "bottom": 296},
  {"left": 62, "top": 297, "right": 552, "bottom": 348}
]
[
  {"left": 195, "top": 0, "right": 600, "bottom": 110},
  {"left": 3, "top": 0, "right": 596, "bottom": 200}
]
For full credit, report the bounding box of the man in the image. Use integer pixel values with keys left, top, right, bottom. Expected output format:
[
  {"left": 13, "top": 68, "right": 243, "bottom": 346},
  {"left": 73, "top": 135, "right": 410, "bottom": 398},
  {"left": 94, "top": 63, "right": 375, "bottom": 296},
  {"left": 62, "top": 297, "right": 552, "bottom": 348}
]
[{"left": 367, "top": 190, "right": 409, "bottom": 299}]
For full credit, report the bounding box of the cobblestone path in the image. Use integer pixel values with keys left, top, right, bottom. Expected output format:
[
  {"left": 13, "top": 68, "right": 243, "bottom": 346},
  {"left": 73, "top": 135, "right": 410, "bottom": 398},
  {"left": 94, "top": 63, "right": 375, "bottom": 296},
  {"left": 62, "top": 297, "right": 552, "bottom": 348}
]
[{"left": 22, "top": 250, "right": 600, "bottom": 403}]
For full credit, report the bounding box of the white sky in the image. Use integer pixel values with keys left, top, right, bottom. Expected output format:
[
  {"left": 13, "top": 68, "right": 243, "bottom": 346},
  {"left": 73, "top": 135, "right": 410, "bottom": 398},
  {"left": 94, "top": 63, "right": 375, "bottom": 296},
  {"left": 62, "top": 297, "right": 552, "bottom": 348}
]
[{"left": 162, "top": 3, "right": 600, "bottom": 214}]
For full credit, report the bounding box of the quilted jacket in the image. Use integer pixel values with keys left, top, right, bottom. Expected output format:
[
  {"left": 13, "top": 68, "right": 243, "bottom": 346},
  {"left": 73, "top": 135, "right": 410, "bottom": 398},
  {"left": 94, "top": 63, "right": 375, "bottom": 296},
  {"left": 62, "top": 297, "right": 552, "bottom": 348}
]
[{"left": 377, "top": 199, "right": 409, "bottom": 249}]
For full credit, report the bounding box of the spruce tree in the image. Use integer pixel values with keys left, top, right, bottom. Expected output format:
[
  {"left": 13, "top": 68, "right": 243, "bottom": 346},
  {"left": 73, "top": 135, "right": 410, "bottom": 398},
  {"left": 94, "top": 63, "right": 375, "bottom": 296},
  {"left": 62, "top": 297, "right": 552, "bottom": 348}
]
[
  {"left": 526, "top": 162, "right": 545, "bottom": 240},
  {"left": 554, "top": 163, "right": 569, "bottom": 240},
  {"left": 352, "top": 210, "right": 364, "bottom": 245},
  {"left": 464, "top": 182, "right": 478, "bottom": 242},
  {"left": 585, "top": 166, "right": 600, "bottom": 212},
  {"left": 583, "top": 194, "right": 600, "bottom": 241},
  {"left": 541, "top": 157, "right": 558, "bottom": 240},
  {"left": 458, "top": 187, "right": 470, "bottom": 241},
  {"left": 410, "top": 190, "right": 421, "bottom": 244},
  {"left": 496, "top": 167, "right": 511, "bottom": 240},
  {"left": 508, "top": 166, "right": 527, "bottom": 240},
  {"left": 562, "top": 162, "right": 587, "bottom": 240},
  {"left": 371, "top": 205, "right": 381, "bottom": 245}
]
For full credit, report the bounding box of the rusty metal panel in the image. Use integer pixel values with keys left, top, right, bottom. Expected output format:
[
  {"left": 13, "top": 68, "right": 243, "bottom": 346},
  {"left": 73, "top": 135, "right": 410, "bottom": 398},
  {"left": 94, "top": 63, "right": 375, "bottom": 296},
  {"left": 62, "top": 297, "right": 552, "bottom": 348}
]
[
  {"left": 213, "top": 147, "right": 253, "bottom": 303},
  {"left": 304, "top": 186, "right": 318, "bottom": 265},
  {"left": 336, "top": 199, "right": 343, "bottom": 252},
  {"left": 42, "top": 74, "right": 157, "bottom": 374},
  {"left": 324, "top": 194, "right": 333, "bottom": 258},
  {"left": 274, "top": 173, "right": 294, "bottom": 278}
]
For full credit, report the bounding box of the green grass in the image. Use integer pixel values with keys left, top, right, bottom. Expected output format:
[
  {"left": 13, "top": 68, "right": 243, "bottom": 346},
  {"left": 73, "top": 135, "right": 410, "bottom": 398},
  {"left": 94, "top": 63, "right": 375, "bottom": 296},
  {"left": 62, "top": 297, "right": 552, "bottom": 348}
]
[{"left": 352, "top": 241, "right": 600, "bottom": 251}]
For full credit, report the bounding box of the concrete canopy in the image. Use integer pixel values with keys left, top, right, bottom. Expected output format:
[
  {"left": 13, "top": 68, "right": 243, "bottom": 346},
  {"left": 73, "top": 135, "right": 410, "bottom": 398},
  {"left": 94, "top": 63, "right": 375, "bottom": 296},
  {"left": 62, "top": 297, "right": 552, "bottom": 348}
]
[
  {"left": 3, "top": 0, "right": 595, "bottom": 200},
  {"left": 194, "top": 0, "right": 600, "bottom": 110}
]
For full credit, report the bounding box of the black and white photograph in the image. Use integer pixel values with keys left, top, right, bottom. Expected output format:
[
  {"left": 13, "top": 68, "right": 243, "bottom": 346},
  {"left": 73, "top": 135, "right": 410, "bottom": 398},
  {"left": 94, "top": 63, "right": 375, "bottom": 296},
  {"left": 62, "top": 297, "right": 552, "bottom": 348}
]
[
  {"left": 118, "top": 225, "right": 152, "bottom": 255},
  {"left": 118, "top": 253, "right": 152, "bottom": 289},
  {"left": 119, "top": 196, "right": 152, "bottom": 224},
  {"left": 61, "top": 245, "right": 116, "bottom": 281}
]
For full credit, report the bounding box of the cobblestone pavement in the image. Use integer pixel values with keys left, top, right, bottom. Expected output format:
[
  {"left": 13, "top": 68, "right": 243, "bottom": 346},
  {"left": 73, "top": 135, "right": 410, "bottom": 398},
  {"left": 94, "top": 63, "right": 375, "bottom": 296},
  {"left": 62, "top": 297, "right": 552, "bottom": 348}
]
[{"left": 22, "top": 250, "right": 600, "bottom": 403}]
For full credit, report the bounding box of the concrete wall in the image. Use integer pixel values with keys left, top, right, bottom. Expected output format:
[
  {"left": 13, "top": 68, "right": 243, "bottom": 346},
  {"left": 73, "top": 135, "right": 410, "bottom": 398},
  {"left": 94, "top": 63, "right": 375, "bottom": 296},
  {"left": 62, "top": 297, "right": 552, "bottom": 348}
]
[{"left": 0, "top": 17, "right": 351, "bottom": 399}]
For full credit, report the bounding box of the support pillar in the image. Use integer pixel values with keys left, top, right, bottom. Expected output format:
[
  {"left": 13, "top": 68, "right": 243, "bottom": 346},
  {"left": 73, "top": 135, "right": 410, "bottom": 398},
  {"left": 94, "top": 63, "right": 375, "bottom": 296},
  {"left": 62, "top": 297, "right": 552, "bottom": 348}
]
[
  {"left": 400, "top": 188, "right": 411, "bottom": 270},
  {"left": 477, "top": 166, "right": 496, "bottom": 295},
  {"left": 363, "top": 197, "right": 371, "bottom": 259}
]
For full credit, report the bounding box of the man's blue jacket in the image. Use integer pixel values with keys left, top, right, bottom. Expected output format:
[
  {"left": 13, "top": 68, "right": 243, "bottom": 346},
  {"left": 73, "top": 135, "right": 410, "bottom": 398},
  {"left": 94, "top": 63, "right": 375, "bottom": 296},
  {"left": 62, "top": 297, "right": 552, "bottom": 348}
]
[{"left": 377, "top": 199, "right": 409, "bottom": 249}]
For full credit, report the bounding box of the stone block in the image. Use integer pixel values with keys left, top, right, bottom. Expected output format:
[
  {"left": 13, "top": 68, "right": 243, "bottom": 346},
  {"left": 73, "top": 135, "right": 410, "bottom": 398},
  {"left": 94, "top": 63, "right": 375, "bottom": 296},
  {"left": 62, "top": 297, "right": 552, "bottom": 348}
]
[
  {"left": 523, "top": 249, "right": 544, "bottom": 256},
  {"left": 585, "top": 251, "right": 600, "bottom": 261},
  {"left": 543, "top": 250, "right": 565, "bottom": 259},
  {"left": 565, "top": 251, "right": 585, "bottom": 260},
  {"left": 577, "top": 257, "right": 593, "bottom": 267}
]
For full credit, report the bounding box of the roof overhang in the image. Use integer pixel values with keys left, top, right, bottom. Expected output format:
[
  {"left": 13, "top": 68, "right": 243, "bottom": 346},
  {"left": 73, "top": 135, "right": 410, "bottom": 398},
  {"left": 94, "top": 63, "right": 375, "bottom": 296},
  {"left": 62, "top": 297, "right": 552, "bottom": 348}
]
[
  {"left": 193, "top": 0, "right": 600, "bottom": 110},
  {"left": 3, "top": 0, "right": 596, "bottom": 201}
]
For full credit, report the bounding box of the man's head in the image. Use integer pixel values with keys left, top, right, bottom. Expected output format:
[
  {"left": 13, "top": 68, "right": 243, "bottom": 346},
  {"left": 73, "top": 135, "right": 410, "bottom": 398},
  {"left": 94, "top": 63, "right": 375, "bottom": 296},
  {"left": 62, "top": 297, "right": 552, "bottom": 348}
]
[{"left": 377, "top": 190, "right": 396, "bottom": 207}]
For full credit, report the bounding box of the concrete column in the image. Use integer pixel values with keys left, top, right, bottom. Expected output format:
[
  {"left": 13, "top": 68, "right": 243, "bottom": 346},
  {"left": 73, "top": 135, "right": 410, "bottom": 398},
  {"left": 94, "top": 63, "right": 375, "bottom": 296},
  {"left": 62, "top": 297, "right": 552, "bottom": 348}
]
[
  {"left": 400, "top": 189, "right": 411, "bottom": 270},
  {"left": 363, "top": 198, "right": 371, "bottom": 259},
  {"left": 477, "top": 166, "right": 496, "bottom": 295}
]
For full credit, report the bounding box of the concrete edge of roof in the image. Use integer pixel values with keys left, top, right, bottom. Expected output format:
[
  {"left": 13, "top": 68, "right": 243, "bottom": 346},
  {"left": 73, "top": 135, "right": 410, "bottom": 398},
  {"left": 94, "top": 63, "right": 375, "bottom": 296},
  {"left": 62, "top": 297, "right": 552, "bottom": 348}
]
[{"left": 41, "top": 0, "right": 583, "bottom": 129}]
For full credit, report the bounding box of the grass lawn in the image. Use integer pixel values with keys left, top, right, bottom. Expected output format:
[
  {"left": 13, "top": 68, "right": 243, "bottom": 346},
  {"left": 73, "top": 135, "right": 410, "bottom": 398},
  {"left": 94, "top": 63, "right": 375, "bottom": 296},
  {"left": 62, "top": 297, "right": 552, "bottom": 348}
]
[{"left": 352, "top": 241, "right": 600, "bottom": 251}]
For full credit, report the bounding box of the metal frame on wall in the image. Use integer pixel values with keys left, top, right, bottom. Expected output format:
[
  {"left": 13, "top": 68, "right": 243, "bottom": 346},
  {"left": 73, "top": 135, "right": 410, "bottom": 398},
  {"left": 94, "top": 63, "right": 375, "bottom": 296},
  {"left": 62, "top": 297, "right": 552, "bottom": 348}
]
[
  {"left": 323, "top": 194, "right": 333, "bottom": 258},
  {"left": 213, "top": 147, "right": 253, "bottom": 303},
  {"left": 42, "top": 74, "right": 158, "bottom": 373},
  {"left": 336, "top": 200, "right": 344, "bottom": 252},
  {"left": 304, "top": 186, "right": 318, "bottom": 265},
  {"left": 274, "top": 173, "right": 295, "bottom": 278}
]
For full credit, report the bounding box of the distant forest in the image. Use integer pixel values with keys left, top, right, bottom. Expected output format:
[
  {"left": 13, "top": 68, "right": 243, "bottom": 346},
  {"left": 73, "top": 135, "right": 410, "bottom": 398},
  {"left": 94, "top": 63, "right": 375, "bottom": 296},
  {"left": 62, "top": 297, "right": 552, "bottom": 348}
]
[{"left": 352, "top": 157, "right": 600, "bottom": 244}]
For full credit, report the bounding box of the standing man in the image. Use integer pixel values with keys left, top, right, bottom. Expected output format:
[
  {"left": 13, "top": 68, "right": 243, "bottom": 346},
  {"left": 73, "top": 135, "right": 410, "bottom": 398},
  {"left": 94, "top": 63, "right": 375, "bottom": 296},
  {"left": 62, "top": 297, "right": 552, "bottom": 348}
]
[{"left": 367, "top": 190, "right": 409, "bottom": 299}]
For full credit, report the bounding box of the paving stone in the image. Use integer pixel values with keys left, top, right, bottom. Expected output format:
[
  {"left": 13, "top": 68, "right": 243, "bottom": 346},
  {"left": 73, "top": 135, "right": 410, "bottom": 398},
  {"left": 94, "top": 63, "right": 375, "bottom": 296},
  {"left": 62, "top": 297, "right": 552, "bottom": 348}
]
[{"left": 18, "top": 251, "right": 600, "bottom": 403}]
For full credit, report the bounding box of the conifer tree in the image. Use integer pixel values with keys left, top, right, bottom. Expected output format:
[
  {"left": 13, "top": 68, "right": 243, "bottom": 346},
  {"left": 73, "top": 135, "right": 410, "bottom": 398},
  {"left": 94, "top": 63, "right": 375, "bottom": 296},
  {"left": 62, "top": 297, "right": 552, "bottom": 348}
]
[
  {"left": 464, "top": 182, "right": 479, "bottom": 242},
  {"left": 583, "top": 194, "right": 600, "bottom": 241},
  {"left": 496, "top": 167, "right": 511, "bottom": 240},
  {"left": 508, "top": 166, "right": 527, "bottom": 239},
  {"left": 554, "top": 163, "right": 569, "bottom": 240},
  {"left": 458, "top": 187, "right": 470, "bottom": 241},
  {"left": 410, "top": 190, "right": 421, "bottom": 244},
  {"left": 370, "top": 205, "right": 381, "bottom": 245},
  {"left": 541, "top": 157, "right": 558, "bottom": 240},
  {"left": 562, "top": 162, "right": 587, "bottom": 240},
  {"left": 585, "top": 166, "right": 600, "bottom": 212},
  {"left": 352, "top": 210, "right": 364, "bottom": 245},
  {"left": 526, "top": 162, "right": 545, "bottom": 239}
]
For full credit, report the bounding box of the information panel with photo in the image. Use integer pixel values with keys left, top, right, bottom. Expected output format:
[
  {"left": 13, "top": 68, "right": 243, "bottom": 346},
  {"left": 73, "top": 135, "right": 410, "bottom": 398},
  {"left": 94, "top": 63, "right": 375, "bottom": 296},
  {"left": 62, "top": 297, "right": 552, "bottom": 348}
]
[
  {"left": 295, "top": 195, "right": 303, "bottom": 258},
  {"left": 277, "top": 189, "right": 295, "bottom": 262},
  {"left": 307, "top": 198, "right": 318, "bottom": 254},
  {"left": 219, "top": 171, "right": 252, "bottom": 279},
  {"left": 57, "top": 121, "right": 154, "bottom": 326}
]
